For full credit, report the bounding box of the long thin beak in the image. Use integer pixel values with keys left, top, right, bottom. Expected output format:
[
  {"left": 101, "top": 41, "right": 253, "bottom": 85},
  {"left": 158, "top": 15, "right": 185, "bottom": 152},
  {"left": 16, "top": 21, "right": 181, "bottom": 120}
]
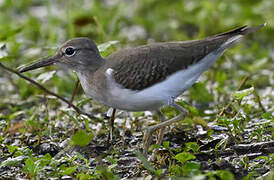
[{"left": 19, "top": 55, "right": 59, "bottom": 73}]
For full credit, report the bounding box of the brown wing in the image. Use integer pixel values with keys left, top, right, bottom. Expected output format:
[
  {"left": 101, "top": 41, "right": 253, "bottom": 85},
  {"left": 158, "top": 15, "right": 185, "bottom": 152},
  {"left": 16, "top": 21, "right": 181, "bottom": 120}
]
[{"left": 106, "top": 25, "right": 263, "bottom": 90}]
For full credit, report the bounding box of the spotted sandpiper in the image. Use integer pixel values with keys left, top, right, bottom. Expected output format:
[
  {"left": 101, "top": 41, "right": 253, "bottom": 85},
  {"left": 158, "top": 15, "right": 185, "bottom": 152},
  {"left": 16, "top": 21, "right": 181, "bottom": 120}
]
[{"left": 19, "top": 24, "right": 264, "bottom": 155}]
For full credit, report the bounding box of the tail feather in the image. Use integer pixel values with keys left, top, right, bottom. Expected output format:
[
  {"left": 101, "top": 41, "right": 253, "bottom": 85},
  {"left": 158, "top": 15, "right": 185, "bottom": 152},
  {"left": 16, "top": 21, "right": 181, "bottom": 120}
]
[
  {"left": 216, "top": 23, "right": 266, "bottom": 37},
  {"left": 240, "top": 23, "right": 266, "bottom": 35},
  {"left": 217, "top": 23, "right": 266, "bottom": 49}
]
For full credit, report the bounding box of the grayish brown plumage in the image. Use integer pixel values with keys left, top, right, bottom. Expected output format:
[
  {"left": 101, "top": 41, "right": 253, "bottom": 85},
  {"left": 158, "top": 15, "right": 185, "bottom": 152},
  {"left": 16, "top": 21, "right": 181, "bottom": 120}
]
[
  {"left": 109, "top": 26, "right": 247, "bottom": 90},
  {"left": 100, "top": 25, "right": 261, "bottom": 90},
  {"left": 19, "top": 24, "right": 264, "bottom": 155}
]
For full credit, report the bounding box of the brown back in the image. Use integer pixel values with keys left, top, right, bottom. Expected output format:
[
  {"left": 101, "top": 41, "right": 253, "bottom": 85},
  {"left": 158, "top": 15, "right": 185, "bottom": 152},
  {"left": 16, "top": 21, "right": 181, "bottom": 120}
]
[{"left": 106, "top": 25, "right": 262, "bottom": 90}]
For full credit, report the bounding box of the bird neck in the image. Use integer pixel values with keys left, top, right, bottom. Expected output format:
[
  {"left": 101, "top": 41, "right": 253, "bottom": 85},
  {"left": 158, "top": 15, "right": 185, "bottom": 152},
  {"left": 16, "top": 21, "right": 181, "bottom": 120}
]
[{"left": 75, "top": 56, "right": 106, "bottom": 75}]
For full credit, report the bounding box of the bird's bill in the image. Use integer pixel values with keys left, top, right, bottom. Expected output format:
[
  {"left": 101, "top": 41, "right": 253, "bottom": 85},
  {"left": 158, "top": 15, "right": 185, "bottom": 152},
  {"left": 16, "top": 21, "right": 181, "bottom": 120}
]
[{"left": 19, "top": 55, "right": 58, "bottom": 73}]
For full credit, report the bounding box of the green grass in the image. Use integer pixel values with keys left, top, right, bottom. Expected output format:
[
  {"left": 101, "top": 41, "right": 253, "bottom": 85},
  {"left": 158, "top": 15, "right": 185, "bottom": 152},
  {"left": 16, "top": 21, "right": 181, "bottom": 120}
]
[{"left": 0, "top": 0, "right": 273, "bottom": 179}]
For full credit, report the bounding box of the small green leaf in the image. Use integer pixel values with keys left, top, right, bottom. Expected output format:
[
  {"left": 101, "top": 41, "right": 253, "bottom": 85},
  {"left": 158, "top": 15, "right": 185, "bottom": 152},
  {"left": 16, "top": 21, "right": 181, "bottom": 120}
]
[
  {"left": 136, "top": 151, "right": 156, "bottom": 173},
  {"left": 106, "top": 156, "right": 118, "bottom": 164},
  {"left": 25, "top": 158, "right": 35, "bottom": 167},
  {"left": 216, "top": 70, "right": 227, "bottom": 88},
  {"left": 178, "top": 101, "right": 200, "bottom": 116},
  {"left": 168, "top": 164, "right": 181, "bottom": 175},
  {"left": 242, "top": 172, "right": 255, "bottom": 180},
  {"left": 62, "top": 166, "right": 77, "bottom": 175},
  {"left": 262, "top": 112, "right": 274, "bottom": 120},
  {"left": 215, "top": 170, "right": 235, "bottom": 180},
  {"left": 74, "top": 152, "right": 88, "bottom": 162},
  {"left": 6, "top": 145, "right": 19, "bottom": 154},
  {"left": 108, "top": 163, "right": 117, "bottom": 170},
  {"left": 71, "top": 130, "right": 92, "bottom": 146},
  {"left": 0, "top": 156, "right": 26, "bottom": 167},
  {"left": 96, "top": 165, "right": 117, "bottom": 180},
  {"left": 185, "top": 142, "right": 200, "bottom": 153},
  {"left": 182, "top": 162, "right": 200, "bottom": 173},
  {"left": 22, "top": 158, "right": 37, "bottom": 177},
  {"left": 248, "top": 57, "right": 268, "bottom": 72},
  {"left": 155, "top": 169, "right": 163, "bottom": 177},
  {"left": 77, "top": 173, "right": 97, "bottom": 180},
  {"left": 40, "top": 153, "right": 52, "bottom": 168},
  {"left": 233, "top": 87, "right": 254, "bottom": 101},
  {"left": 254, "top": 155, "right": 268, "bottom": 161},
  {"left": 215, "top": 138, "right": 228, "bottom": 151},
  {"left": 150, "top": 144, "right": 161, "bottom": 150},
  {"left": 163, "top": 141, "right": 170, "bottom": 149},
  {"left": 189, "top": 82, "right": 214, "bottom": 103},
  {"left": 174, "top": 152, "right": 195, "bottom": 164}
]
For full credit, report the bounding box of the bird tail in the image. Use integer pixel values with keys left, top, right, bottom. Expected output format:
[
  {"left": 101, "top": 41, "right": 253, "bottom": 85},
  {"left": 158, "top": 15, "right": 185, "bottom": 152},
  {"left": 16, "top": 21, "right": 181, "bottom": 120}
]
[
  {"left": 219, "top": 23, "right": 266, "bottom": 49},
  {"left": 216, "top": 23, "right": 266, "bottom": 37}
]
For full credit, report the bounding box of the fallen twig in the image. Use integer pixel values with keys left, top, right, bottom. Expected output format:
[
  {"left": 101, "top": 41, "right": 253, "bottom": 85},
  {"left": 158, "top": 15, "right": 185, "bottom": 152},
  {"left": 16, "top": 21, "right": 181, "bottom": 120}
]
[{"left": 0, "top": 62, "right": 98, "bottom": 120}]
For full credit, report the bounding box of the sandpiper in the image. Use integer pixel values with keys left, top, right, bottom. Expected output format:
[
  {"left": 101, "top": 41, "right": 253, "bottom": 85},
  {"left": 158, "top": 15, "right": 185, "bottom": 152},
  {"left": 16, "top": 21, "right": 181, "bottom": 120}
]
[{"left": 19, "top": 24, "right": 264, "bottom": 155}]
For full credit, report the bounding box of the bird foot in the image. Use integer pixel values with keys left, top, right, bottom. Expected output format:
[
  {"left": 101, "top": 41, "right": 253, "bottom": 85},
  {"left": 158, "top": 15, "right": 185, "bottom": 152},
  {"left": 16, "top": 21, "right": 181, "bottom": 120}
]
[
  {"left": 142, "top": 126, "right": 156, "bottom": 156},
  {"left": 142, "top": 114, "right": 186, "bottom": 155}
]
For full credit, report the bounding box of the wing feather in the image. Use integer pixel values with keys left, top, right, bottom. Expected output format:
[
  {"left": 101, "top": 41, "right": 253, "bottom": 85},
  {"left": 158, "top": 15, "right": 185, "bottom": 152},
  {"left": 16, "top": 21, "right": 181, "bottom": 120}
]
[{"left": 106, "top": 25, "right": 263, "bottom": 90}]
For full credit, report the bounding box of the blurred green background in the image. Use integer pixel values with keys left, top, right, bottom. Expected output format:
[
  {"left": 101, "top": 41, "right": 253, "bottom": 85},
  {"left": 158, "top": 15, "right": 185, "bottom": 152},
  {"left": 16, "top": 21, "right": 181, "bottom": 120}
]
[
  {"left": 0, "top": 0, "right": 273, "bottom": 100},
  {"left": 0, "top": 0, "right": 273, "bottom": 179}
]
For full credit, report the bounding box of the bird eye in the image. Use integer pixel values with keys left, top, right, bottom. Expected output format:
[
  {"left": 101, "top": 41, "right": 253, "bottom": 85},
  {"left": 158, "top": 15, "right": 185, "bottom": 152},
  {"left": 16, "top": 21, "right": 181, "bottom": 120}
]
[{"left": 64, "top": 46, "right": 76, "bottom": 57}]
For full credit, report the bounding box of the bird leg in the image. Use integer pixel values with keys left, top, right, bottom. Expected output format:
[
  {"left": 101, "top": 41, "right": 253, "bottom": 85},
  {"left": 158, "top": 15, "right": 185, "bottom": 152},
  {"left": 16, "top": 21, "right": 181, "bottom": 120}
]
[
  {"left": 156, "top": 110, "right": 166, "bottom": 145},
  {"left": 107, "top": 108, "right": 116, "bottom": 142},
  {"left": 68, "top": 79, "right": 80, "bottom": 107},
  {"left": 143, "top": 99, "right": 188, "bottom": 155}
]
